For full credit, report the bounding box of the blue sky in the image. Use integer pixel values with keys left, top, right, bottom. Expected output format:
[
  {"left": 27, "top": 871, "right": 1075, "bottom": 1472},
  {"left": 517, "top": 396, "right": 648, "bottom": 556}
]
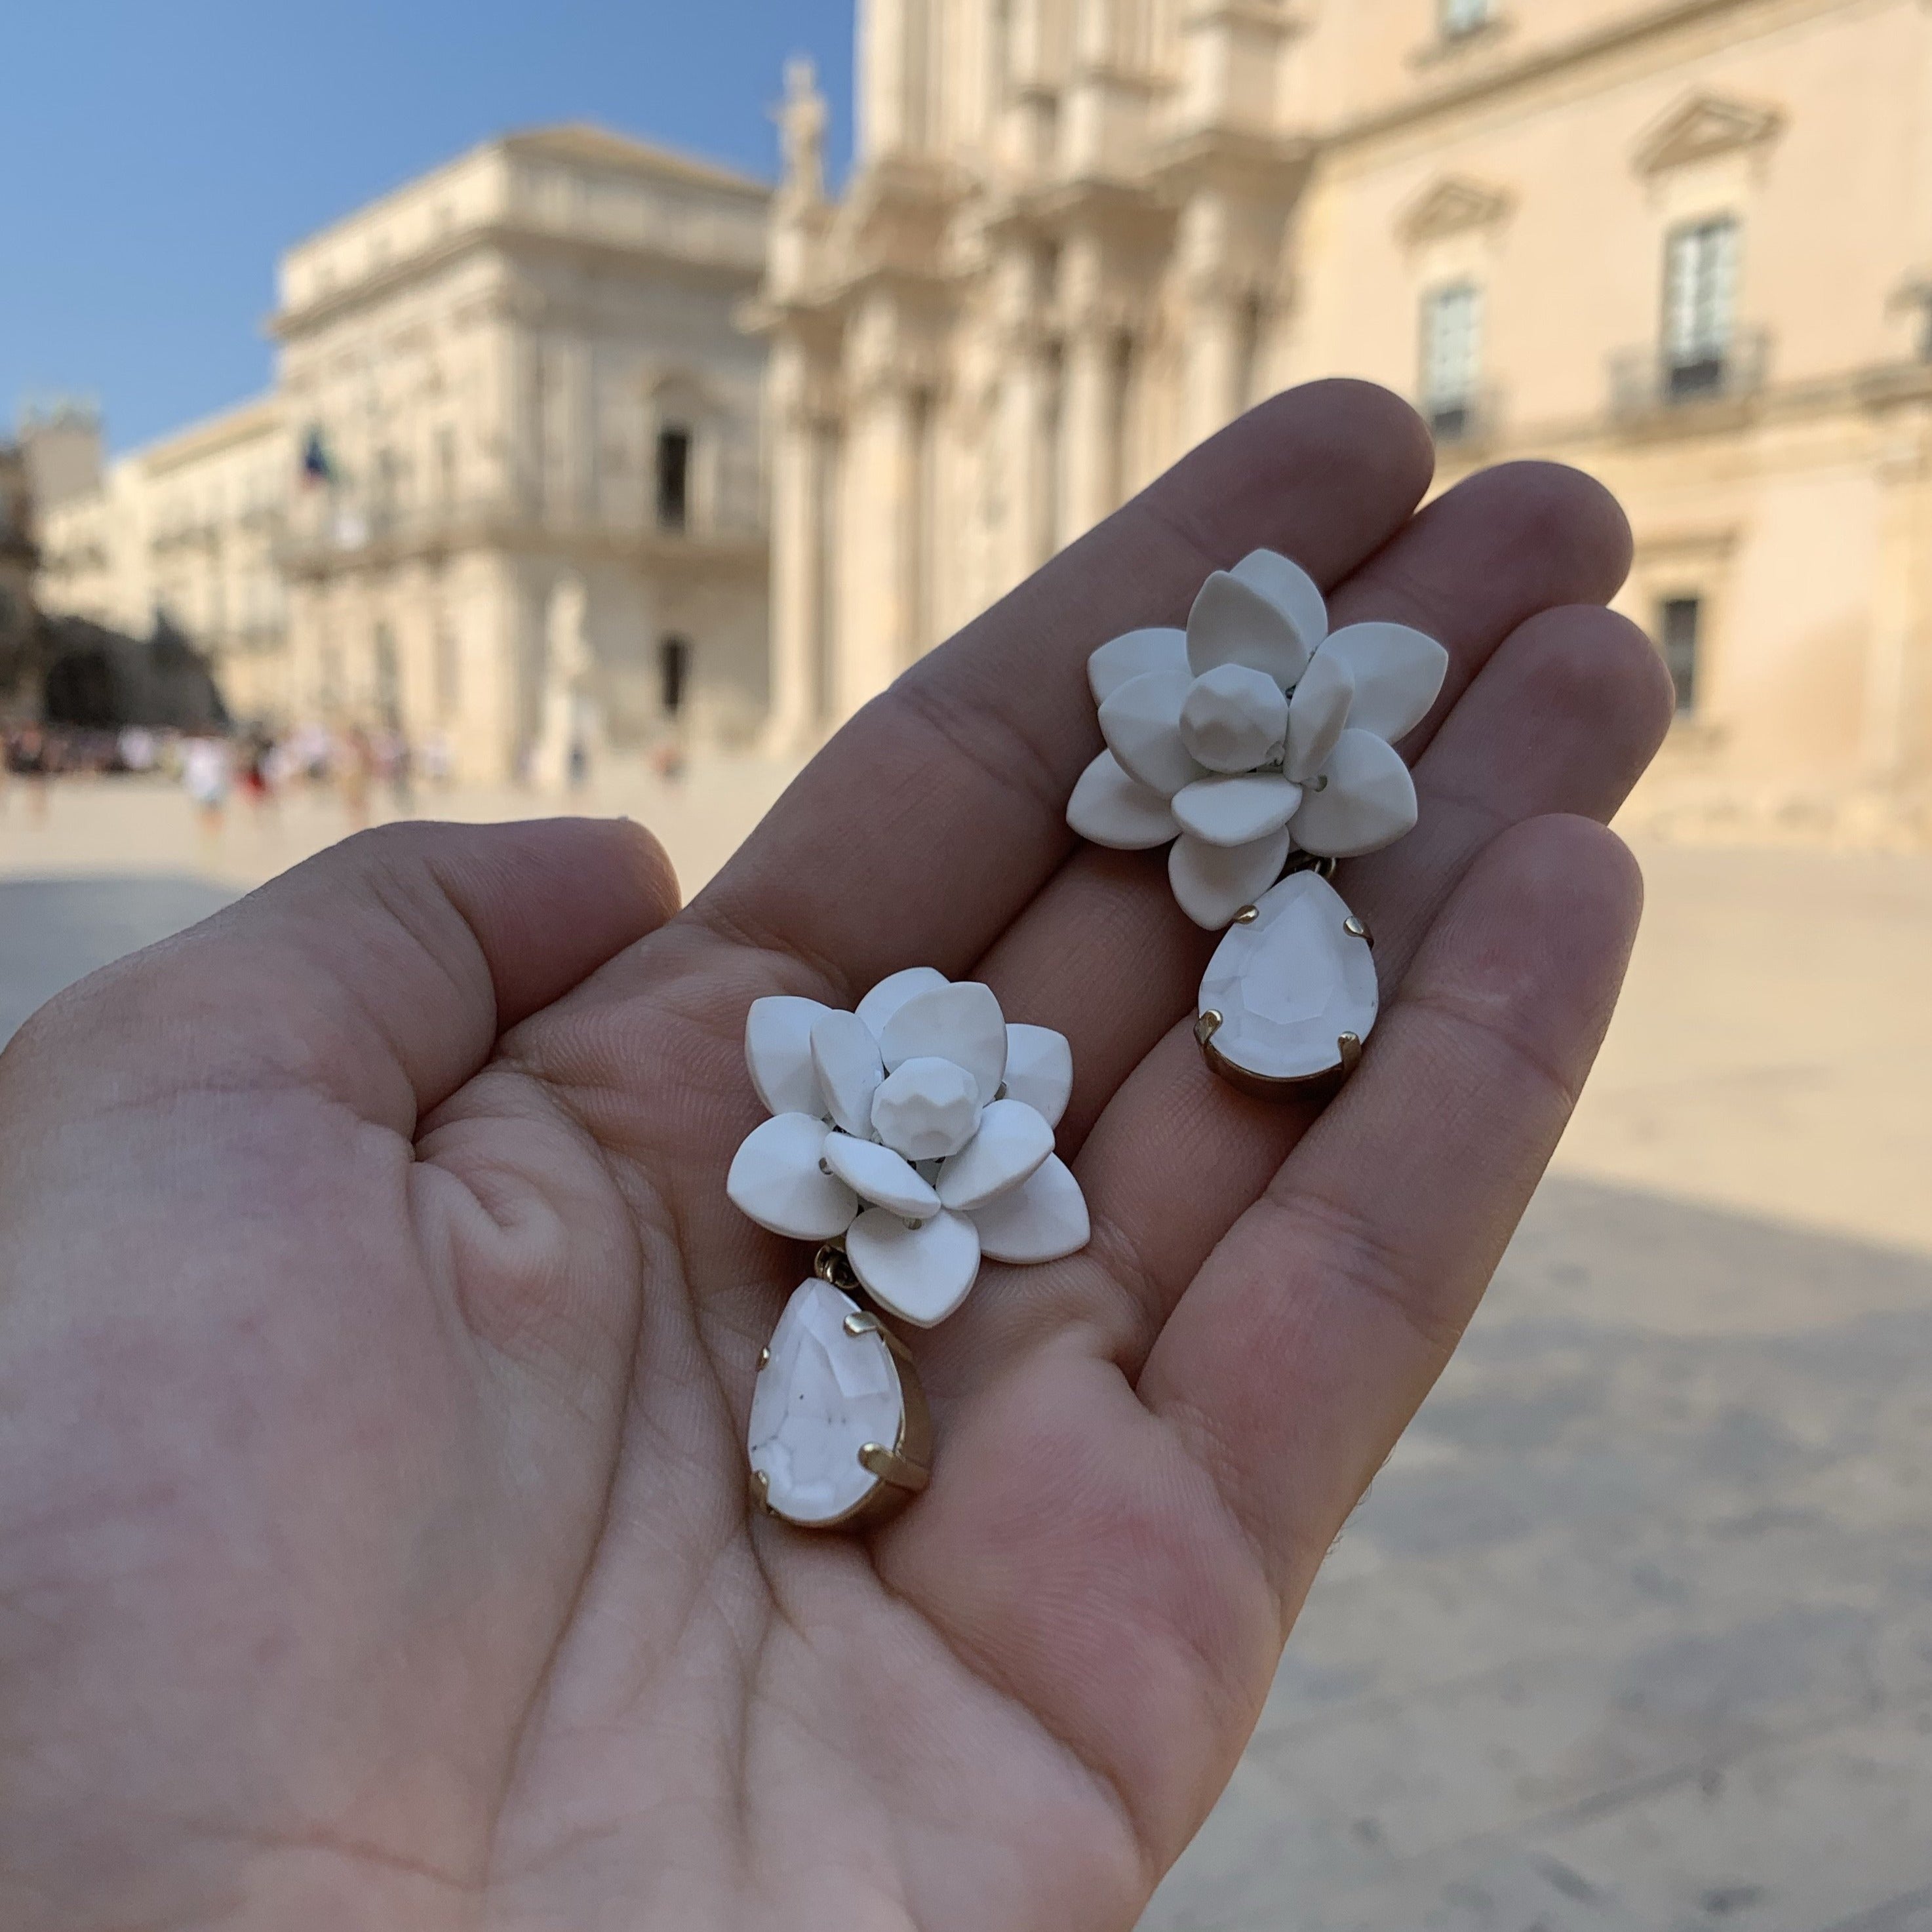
[{"left": 3, "top": 1, "right": 855, "bottom": 453}]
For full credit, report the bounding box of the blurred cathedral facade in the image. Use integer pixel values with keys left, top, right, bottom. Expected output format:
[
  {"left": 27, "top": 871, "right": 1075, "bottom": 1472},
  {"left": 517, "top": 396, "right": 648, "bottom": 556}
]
[
  {"left": 33, "top": 127, "right": 771, "bottom": 782},
  {"left": 22, "top": 0, "right": 1932, "bottom": 827},
  {"left": 762, "top": 0, "right": 1932, "bottom": 838}
]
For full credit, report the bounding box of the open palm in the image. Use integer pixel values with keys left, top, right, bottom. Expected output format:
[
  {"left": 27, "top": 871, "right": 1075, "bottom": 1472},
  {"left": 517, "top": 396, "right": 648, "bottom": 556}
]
[{"left": 0, "top": 384, "right": 1671, "bottom": 1931}]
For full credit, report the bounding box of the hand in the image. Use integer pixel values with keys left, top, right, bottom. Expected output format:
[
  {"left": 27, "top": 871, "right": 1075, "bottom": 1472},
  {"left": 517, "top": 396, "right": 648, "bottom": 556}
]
[{"left": 0, "top": 384, "right": 1671, "bottom": 1931}]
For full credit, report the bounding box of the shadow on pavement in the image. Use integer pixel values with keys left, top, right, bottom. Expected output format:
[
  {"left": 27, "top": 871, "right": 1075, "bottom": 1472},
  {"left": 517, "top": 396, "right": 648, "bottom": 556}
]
[
  {"left": 0, "top": 875, "right": 236, "bottom": 1047},
  {"left": 1145, "top": 1178, "right": 1932, "bottom": 1932}
]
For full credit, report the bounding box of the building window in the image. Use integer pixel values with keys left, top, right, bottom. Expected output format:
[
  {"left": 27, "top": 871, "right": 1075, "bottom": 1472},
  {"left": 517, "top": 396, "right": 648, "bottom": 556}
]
[
  {"left": 1421, "top": 282, "right": 1484, "bottom": 440},
  {"left": 1663, "top": 217, "right": 1739, "bottom": 398},
  {"left": 660, "top": 634, "right": 690, "bottom": 717},
  {"left": 1657, "top": 595, "right": 1701, "bottom": 713},
  {"left": 1440, "top": 0, "right": 1491, "bottom": 37},
  {"left": 656, "top": 426, "right": 692, "bottom": 531}
]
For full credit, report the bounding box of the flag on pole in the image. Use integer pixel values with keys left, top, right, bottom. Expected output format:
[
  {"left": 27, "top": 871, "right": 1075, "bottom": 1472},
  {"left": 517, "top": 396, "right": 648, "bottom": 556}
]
[{"left": 300, "top": 427, "right": 334, "bottom": 488}]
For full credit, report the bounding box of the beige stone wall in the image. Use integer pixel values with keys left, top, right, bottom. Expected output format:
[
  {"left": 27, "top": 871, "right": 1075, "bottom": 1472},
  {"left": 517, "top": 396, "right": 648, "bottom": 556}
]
[
  {"left": 768, "top": 0, "right": 1932, "bottom": 833},
  {"left": 274, "top": 127, "right": 772, "bottom": 782}
]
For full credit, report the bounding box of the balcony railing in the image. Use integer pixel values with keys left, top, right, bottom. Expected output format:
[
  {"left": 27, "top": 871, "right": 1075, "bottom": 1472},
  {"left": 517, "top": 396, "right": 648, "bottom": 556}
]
[
  {"left": 1609, "top": 327, "right": 1770, "bottom": 418},
  {"left": 274, "top": 490, "right": 766, "bottom": 574}
]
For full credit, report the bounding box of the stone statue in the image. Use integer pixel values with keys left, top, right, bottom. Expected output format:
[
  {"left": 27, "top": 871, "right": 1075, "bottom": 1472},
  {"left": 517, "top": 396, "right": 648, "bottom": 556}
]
[
  {"left": 531, "top": 574, "right": 604, "bottom": 794},
  {"left": 777, "top": 56, "right": 827, "bottom": 206}
]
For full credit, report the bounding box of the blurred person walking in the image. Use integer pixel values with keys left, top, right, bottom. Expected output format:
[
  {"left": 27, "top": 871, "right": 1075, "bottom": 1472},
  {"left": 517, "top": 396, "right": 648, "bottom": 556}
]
[
  {"left": 5, "top": 724, "right": 51, "bottom": 825},
  {"left": 338, "top": 724, "right": 374, "bottom": 831},
  {"left": 181, "top": 735, "right": 232, "bottom": 839}
]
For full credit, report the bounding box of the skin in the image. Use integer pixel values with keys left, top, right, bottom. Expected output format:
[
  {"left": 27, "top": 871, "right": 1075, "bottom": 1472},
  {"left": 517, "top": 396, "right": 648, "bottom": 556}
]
[{"left": 0, "top": 382, "right": 1674, "bottom": 1932}]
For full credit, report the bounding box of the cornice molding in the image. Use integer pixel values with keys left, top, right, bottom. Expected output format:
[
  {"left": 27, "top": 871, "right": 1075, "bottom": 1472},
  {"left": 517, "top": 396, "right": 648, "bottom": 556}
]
[
  {"left": 1633, "top": 90, "right": 1786, "bottom": 173},
  {"left": 270, "top": 224, "right": 759, "bottom": 340},
  {"left": 1328, "top": 0, "right": 1832, "bottom": 154},
  {"left": 1399, "top": 175, "right": 1515, "bottom": 244}
]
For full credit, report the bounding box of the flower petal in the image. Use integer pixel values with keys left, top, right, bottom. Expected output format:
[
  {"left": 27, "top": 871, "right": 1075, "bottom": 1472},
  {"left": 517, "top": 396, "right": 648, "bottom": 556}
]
[
  {"left": 1231, "top": 548, "right": 1328, "bottom": 657},
  {"left": 871, "top": 1057, "right": 982, "bottom": 1160},
  {"left": 880, "top": 980, "right": 1008, "bottom": 1099},
  {"left": 745, "top": 995, "right": 831, "bottom": 1117},
  {"left": 1097, "top": 668, "right": 1203, "bottom": 797},
  {"left": 1172, "top": 772, "right": 1303, "bottom": 849},
  {"left": 1168, "top": 826, "right": 1291, "bottom": 929},
  {"left": 726, "top": 1113, "right": 858, "bottom": 1240},
  {"left": 855, "top": 966, "right": 949, "bottom": 1042},
  {"left": 1284, "top": 643, "right": 1355, "bottom": 784},
  {"left": 822, "top": 1133, "right": 939, "bottom": 1217},
  {"left": 936, "top": 1097, "right": 1055, "bottom": 1212},
  {"left": 1320, "top": 621, "right": 1449, "bottom": 743},
  {"left": 1003, "top": 1023, "right": 1073, "bottom": 1128},
  {"left": 1088, "top": 625, "right": 1189, "bottom": 703},
  {"left": 1290, "top": 728, "right": 1419, "bottom": 857},
  {"left": 1067, "top": 750, "right": 1181, "bottom": 850},
  {"left": 810, "top": 1010, "right": 885, "bottom": 1137},
  {"left": 972, "top": 1155, "right": 1090, "bottom": 1264},
  {"left": 1177, "top": 663, "right": 1290, "bottom": 774},
  {"left": 846, "top": 1207, "right": 982, "bottom": 1328},
  {"left": 1187, "top": 571, "right": 1312, "bottom": 686}
]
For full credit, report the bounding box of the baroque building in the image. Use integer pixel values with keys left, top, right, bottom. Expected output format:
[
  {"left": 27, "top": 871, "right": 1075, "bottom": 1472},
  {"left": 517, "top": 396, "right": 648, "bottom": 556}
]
[
  {"left": 37, "top": 125, "right": 771, "bottom": 781},
  {"left": 762, "top": 0, "right": 1932, "bottom": 831},
  {"left": 35, "top": 400, "right": 289, "bottom": 722}
]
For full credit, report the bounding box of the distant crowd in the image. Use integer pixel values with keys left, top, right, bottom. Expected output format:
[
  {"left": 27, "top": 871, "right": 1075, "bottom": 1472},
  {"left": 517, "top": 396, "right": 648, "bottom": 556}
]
[{"left": 0, "top": 720, "right": 454, "bottom": 831}]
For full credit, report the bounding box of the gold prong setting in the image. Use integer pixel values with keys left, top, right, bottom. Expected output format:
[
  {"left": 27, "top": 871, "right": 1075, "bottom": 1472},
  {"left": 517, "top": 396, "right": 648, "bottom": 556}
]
[
  {"left": 748, "top": 1272, "right": 933, "bottom": 1532},
  {"left": 1194, "top": 869, "right": 1381, "bottom": 1097}
]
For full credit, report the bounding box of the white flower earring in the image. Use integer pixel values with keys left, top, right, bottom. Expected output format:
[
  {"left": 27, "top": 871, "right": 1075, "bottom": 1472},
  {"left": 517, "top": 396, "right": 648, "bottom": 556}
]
[
  {"left": 730, "top": 968, "right": 1090, "bottom": 1528},
  {"left": 1067, "top": 549, "right": 1448, "bottom": 1095}
]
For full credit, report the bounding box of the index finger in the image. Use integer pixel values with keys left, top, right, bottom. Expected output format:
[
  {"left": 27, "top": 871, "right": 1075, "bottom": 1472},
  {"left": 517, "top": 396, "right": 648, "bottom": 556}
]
[{"left": 690, "top": 380, "right": 1434, "bottom": 1000}]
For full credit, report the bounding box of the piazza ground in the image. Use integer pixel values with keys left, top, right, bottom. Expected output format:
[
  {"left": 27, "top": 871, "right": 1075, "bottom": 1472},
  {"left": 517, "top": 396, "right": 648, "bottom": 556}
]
[{"left": 3, "top": 774, "right": 1930, "bottom": 1930}]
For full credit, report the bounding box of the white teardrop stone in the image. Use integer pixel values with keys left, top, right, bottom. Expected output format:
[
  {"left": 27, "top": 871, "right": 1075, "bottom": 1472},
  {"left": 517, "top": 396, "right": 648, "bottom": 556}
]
[
  {"left": 880, "top": 981, "right": 1008, "bottom": 1100},
  {"left": 745, "top": 995, "right": 831, "bottom": 1118},
  {"left": 936, "top": 1097, "right": 1055, "bottom": 1212},
  {"left": 1088, "top": 625, "right": 1189, "bottom": 704},
  {"left": 1067, "top": 750, "right": 1181, "bottom": 850},
  {"left": 871, "top": 1056, "right": 982, "bottom": 1161},
  {"left": 1172, "top": 773, "right": 1303, "bottom": 850},
  {"left": 1003, "top": 1024, "right": 1073, "bottom": 1128},
  {"left": 1284, "top": 644, "right": 1355, "bottom": 785},
  {"left": 1231, "top": 549, "right": 1328, "bottom": 660},
  {"left": 1289, "top": 728, "right": 1418, "bottom": 858},
  {"left": 748, "top": 1277, "right": 905, "bottom": 1526},
  {"left": 1097, "top": 667, "right": 1202, "bottom": 798},
  {"left": 1186, "top": 571, "right": 1314, "bottom": 688},
  {"left": 972, "top": 1155, "right": 1091, "bottom": 1264},
  {"left": 1168, "top": 826, "right": 1291, "bottom": 930},
  {"left": 822, "top": 1133, "right": 939, "bottom": 1218},
  {"left": 1320, "top": 622, "right": 1449, "bottom": 744},
  {"left": 846, "top": 1207, "right": 982, "bottom": 1328},
  {"left": 1178, "top": 663, "right": 1290, "bottom": 774},
  {"left": 1198, "top": 870, "right": 1379, "bottom": 1082},
  {"left": 856, "top": 966, "right": 949, "bottom": 1043},
  {"left": 811, "top": 1010, "right": 885, "bottom": 1137},
  {"left": 726, "top": 1113, "right": 859, "bottom": 1241}
]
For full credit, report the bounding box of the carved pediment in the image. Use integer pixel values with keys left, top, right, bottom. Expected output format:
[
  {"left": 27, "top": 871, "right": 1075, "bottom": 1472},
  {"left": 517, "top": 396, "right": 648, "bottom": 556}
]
[
  {"left": 1399, "top": 176, "right": 1513, "bottom": 245},
  {"left": 1635, "top": 93, "right": 1785, "bottom": 176}
]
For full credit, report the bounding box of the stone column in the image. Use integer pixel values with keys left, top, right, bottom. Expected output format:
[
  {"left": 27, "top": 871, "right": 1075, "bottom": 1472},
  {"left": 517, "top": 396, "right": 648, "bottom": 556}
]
[
  {"left": 1057, "top": 233, "right": 1119, "bottom": 540},
  {"left": 1864, "top": 410, "right": 1932, "bottom": 783},
  {"left": 1177, "top": 190, "right": 1246, "bottom": 451},
  {"left": 835, "top": 295, "right": 917, "bottom": 720},
  {"left": 764, "top": 336, "right": 825, "bottom": 753}
]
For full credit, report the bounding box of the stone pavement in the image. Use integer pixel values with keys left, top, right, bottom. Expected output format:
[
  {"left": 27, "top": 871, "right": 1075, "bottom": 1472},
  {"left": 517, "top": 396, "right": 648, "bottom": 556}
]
[{"left": 1, "top": 787, "right": 1929, "bottom": 1931}]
